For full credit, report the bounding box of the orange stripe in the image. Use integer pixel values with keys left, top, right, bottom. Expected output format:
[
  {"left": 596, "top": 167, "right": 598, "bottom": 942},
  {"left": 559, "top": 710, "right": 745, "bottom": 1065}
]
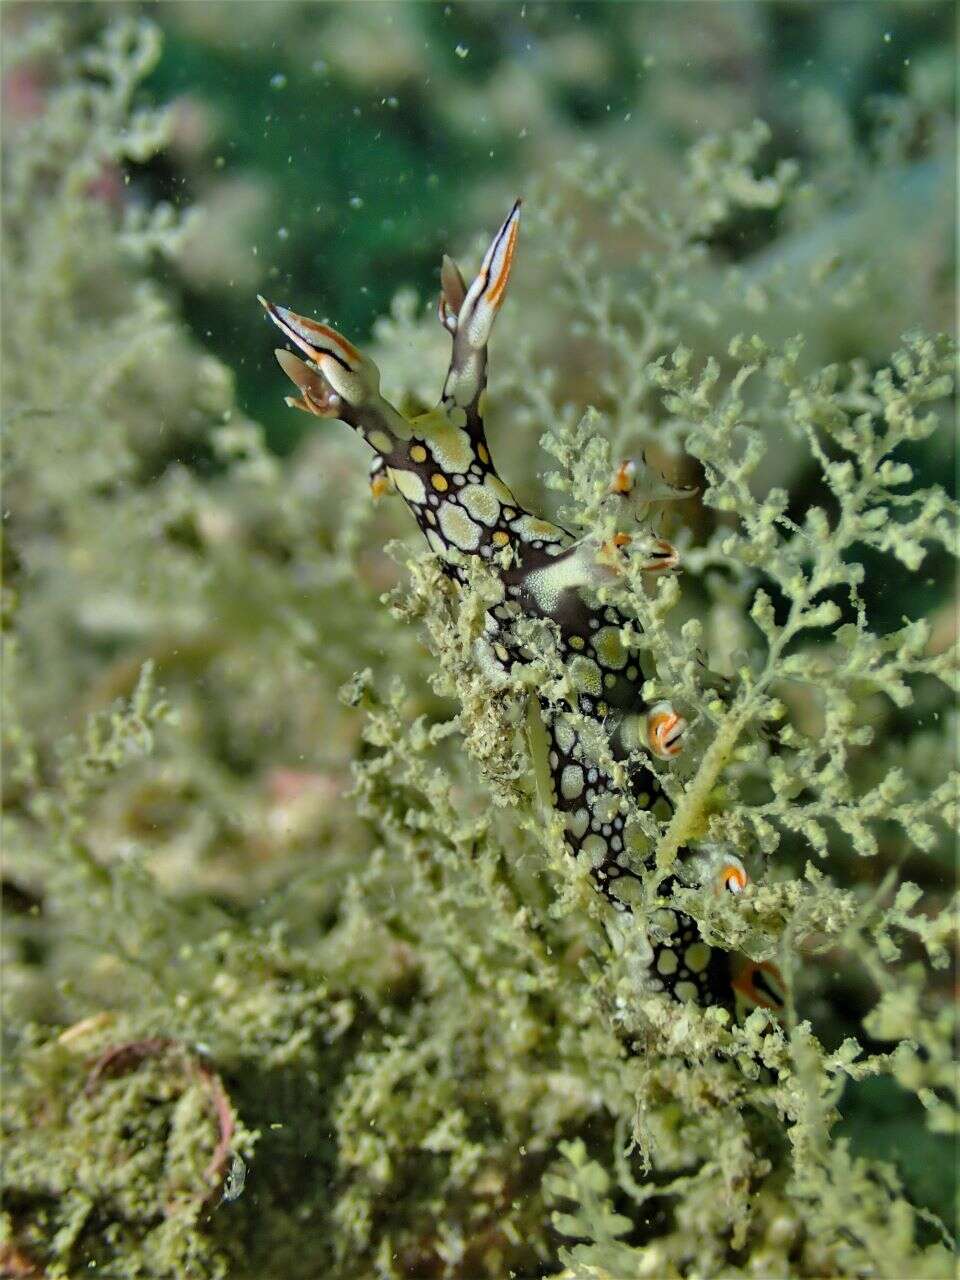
[
  {"left": 274, "top": 306, "right": 361, "bottom": 366},
  {"left": 311, "top": 321, "right": 361, "bottom": 365},
  {"left": 722, "top": 864, "right": 748, "bottom": 892},
  {"left": 485, "top": 221, "right": 518, "bottom": 309}
]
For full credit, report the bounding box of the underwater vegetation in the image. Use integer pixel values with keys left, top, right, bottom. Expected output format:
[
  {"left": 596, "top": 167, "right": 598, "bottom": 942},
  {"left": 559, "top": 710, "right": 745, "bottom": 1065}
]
[
  {"left": 1, "top": 7, "right": 957, "bottom": 1280},
  {"left": 259, "top": 198, "right": 791, "bottom": 1020}
]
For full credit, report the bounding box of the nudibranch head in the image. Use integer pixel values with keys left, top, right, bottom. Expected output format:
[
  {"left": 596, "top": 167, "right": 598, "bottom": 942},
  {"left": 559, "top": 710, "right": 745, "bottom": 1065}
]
[{"left": 258, "top": 295, "right": 379, "bottom": 408}]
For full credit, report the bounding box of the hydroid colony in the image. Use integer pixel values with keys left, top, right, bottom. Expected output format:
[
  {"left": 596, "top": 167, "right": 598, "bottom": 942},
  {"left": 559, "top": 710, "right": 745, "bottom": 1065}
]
[
  {"left": 261, "top": 202, "right": 785, "bottom": 1016},
  {"left": 2, "top": 12, "right": 956, "bottom": 1279}
]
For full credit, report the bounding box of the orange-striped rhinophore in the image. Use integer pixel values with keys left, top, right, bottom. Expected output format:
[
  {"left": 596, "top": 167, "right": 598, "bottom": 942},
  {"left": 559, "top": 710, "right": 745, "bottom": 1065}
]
[{"left": 260, "top": 202, "right": 783, "bottom": 1013}]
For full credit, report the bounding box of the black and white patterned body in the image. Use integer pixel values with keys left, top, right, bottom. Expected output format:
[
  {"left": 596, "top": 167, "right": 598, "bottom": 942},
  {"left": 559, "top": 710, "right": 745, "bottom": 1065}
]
[{"left": 260, "top": 202, "right": 783, "bottom": 1014}]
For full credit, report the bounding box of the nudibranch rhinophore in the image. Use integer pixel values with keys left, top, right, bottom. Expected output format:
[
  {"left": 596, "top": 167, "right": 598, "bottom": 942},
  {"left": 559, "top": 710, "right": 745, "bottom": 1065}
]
[{"left": 259, "top": 201, "right": 784, "bottom": 1015}]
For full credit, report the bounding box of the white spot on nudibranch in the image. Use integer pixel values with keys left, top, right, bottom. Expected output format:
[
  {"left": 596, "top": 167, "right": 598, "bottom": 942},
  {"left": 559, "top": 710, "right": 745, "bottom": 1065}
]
[
  {"left": 438, "top": 502, "right": 482, "bottom": 551},
  {"left": 390, "top": 468, "right": 426, "bottom": 504},
  {"left": 560, "top": 764, "right": 584, "bottom": 800}
]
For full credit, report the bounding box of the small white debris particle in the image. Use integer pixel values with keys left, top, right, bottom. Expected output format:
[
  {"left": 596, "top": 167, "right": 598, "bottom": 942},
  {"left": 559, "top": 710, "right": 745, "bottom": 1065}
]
[{"left": 222, "top": 1154, "right": 247, "bottom": 1202}]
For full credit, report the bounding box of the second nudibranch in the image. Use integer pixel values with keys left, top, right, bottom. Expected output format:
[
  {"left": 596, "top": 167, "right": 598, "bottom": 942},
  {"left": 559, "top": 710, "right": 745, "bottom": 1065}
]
[{"left": 259, "top": 201, "right": 784, "bottom": 1015}]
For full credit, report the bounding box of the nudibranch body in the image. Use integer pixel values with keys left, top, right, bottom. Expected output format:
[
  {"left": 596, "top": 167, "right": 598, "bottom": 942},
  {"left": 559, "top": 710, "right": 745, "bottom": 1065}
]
[{"left": 260, "top": 202, "right": 782, "bottom": 1015}]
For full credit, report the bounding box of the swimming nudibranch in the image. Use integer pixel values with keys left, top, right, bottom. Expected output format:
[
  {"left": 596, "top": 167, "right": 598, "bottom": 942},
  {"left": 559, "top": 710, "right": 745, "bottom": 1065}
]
[{"left": 259, "top": 201, "right": 783, "bottom": 1014}]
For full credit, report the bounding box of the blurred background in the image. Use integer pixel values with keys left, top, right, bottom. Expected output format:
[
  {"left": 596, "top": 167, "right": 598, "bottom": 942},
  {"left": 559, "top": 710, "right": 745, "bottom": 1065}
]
[{"left": 131, "top": 0, "right": 954, "bottom": 445}]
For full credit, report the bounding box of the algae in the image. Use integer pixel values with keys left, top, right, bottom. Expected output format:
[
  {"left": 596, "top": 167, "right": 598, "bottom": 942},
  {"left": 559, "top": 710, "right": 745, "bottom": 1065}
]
[{"left": 1, "top": 8, "right": 956, "bottom": 1279}]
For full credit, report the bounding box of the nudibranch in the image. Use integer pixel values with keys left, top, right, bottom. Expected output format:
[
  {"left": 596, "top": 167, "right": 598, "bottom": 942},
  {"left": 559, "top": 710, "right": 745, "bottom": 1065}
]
[{"left": 259, "top": 202, "right": 783, "bottom": 1015}]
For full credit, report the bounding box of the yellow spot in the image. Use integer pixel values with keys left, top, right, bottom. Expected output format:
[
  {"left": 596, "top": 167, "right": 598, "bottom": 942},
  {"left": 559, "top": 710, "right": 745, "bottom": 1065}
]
[
  {"left": 674, "top": 981, "right": 699, "bottom": 1003},
  {"left": 657, "top": 949, "right": 679, "bottom": 976},
  {"left": 591, "top": 626, "right": 628, "bottom": 670},
  {"left": 569, "top": 656, "right": 602, "bottom": 698},
  {"left": 431, "top": 473, "right": 449, "bottom": 491},
  {"left": 369, "top": 429, "right": 393, "bottom": 454},
  {"left": 410, "top": 444, "right": 427, "bottom": 463},
  {"left": 477, "top": 441, "right": 489, "bottom": 464},
  {"left": 494, "top": 643, "right": 509, "bottom": 662},
  {"left": 685, "top": 943, "right": 711, "bottom": 974},
  {"left": 569, "top": 635, "right": 585, "bottom": 650},
  {"left": 390, "top": 469, "right": 426, "bottom": 504},
  {"left": 653, "top": 909, "right": 678, "bottom": 934},
  {"left": 425, "top": 509, "right": 437, "bottom": 525},
  {"left": 492, "top": 530, "right": 510, "bottom": 546}
]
